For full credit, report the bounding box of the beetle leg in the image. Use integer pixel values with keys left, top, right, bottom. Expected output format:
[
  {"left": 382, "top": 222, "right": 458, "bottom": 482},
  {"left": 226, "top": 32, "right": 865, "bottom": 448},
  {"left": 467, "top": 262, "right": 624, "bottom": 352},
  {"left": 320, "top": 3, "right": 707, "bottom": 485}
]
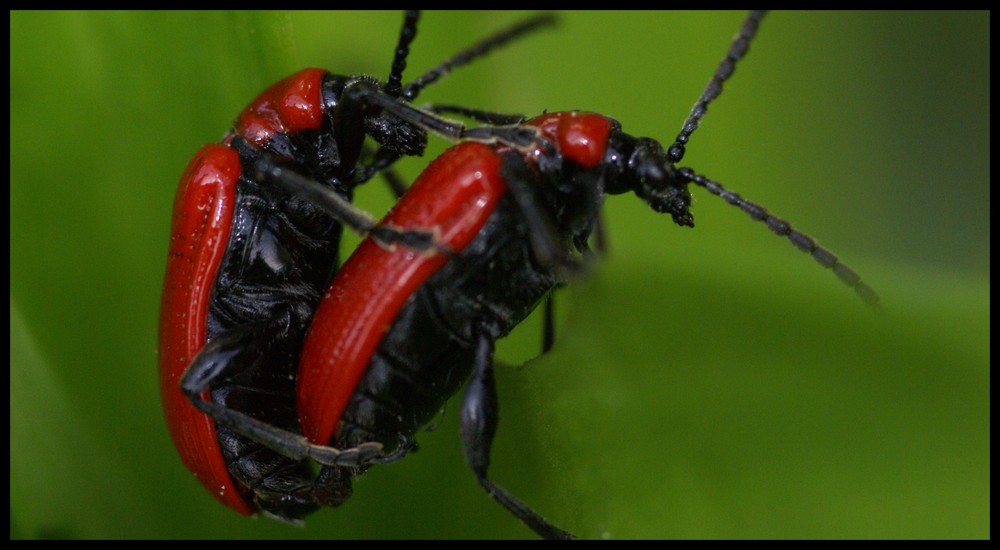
[
  {"left": 305, "top": 464, "right": 355, "bottom": 510},
  {"left": 358, "top": 84, "right": 545, "bottom": 150},
  {"left": 541, "top": 293, "right": 556, "bottom": 354},
  {"left": 378, "top": 166, "right": 410, "bottom": 199},
  {"left": 459, "top": 322, "right": 574, "bottom": 540},
  {"left": 426, "top": 104, "right": 527, "bottom": 125},
  {"left": 255, "top": 158, "right": 452, "bottom": 255},
  {"left": 592, "top": 211, "right": 608, "bottom": 256},
  {"left": 353, "top": 144, "right": 408, "bottom": 198},
  {"left": 498, "top": 151, "right": 587, "bottom": 278},
  {"left": 180, "top": 313, "right": 387, "bottom": 468},
  {"left": 351, "top": 106, "right": 531, "bottom": 188},
  {"left": 369, "top": 433, "right": 418, "bottom": 465}
]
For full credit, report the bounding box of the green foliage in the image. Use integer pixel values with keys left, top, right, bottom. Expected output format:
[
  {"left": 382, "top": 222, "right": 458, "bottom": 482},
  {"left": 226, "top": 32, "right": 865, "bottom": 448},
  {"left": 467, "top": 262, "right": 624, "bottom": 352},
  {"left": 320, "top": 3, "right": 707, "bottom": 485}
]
[{"left": 10, "top": 11, "right": 988, "bottom": 539}]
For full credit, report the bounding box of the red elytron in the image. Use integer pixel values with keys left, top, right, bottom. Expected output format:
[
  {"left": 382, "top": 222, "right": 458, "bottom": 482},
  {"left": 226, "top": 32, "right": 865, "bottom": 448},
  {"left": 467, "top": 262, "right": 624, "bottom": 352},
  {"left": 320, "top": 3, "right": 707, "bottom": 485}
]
[
  {"left": 297, "top": 113, "right": 614, "bottom": 448},
  {"left": 298, "top": 142, "right": 507, "bottom": 445},
  {"left": 159, "top": 144, "right": 247, "bottom": 513}
]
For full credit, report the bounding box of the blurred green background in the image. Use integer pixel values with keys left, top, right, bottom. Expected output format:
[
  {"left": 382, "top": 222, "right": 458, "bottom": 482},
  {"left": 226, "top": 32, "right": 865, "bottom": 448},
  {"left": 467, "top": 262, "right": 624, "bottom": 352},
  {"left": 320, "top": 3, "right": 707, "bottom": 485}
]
[{"left": 10, "top": 11, "right": 988, "bottom": 539}]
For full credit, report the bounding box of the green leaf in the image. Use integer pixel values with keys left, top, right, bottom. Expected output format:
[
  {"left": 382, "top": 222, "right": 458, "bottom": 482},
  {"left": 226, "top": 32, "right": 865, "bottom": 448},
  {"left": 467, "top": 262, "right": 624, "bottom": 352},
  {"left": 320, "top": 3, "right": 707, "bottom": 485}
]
[{"left": 11, "top": 11, "right": 988, "bottom": 539}]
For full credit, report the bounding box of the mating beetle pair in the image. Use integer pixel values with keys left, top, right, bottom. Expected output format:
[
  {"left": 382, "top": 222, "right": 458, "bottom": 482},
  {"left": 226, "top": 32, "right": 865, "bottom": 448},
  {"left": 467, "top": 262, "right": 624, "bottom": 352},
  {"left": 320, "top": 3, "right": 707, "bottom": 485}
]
[
  {"left": 159, "top": 11, "right": 877, "bottom": 539},
  {"left": 159, "top": 10, "right": 555, "bottom": 522}
]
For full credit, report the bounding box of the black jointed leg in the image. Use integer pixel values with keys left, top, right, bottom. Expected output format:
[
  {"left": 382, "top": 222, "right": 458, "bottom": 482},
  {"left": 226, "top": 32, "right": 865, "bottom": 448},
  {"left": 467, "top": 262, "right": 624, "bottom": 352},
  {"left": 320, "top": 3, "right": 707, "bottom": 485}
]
[
  {"left": 256, "top": 158, "right": 450, "bottom": 254},
  {"left": 498, "top": 151, "right": 583, "bottom": 275},
  {"left": 542, "top": 294, "right": 556, "bottom": 354},
  {"left": 380, "top": 167, "right": 410, "bottom": 199},
  {"left": 179, "top": 312, "right": 386, "bottom": 468},
  {"left": 362, "top": 88, "right": 546, "bottom": 150},
  {"left": 189, "top": 396, "right": 383, "bottom": 467},
  {"left": 352, "top": 145, "right": 408, "bottom": 198},
  {"left": 429, "top": 104, "right": 527, "bottom": 126},
  {"left": 592, "top": 212, "right": 609, "bottom": 256},
  {"left": 459, "top": 323, "right": 574, "bottom": 540},
  {"left": 368, "top": 434, "right": 418, "bottom": 465},
  {"left": 255, "top": 158, "right": 380, "bottom": 235}
]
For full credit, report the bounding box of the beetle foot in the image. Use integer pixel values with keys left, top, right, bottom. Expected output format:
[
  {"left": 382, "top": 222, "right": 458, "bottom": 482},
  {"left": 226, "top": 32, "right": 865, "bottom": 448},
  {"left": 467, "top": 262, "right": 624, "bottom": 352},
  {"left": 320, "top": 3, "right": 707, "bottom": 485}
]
[{"left": 308, "top": 441, "right": 384, "bottom": 467}]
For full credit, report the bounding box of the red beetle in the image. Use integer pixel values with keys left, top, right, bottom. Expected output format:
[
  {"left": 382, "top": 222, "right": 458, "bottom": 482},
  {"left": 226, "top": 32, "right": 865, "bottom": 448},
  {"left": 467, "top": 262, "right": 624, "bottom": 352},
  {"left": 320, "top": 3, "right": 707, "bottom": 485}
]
[
  {"left": 159, "top": 11, "right": 555, "bottom": 521},
  {"left": 281, "top": 12, "right": 876, "bottom": 539}
]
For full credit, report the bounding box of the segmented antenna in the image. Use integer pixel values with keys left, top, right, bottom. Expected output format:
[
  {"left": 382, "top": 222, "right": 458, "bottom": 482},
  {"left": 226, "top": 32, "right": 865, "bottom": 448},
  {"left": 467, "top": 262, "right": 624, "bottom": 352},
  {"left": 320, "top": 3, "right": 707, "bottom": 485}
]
[
  {"left": 384, "top": 10, "right": 420, "bottom": 98},
  {"left": 668, "top": 10, "right": 767, "bottom": 164},
  {"left": 679, "top": 167, "right": 880, "bottom": 307},
  {"left": 402, "top": 13, "right": 557, "bottom": 102}
]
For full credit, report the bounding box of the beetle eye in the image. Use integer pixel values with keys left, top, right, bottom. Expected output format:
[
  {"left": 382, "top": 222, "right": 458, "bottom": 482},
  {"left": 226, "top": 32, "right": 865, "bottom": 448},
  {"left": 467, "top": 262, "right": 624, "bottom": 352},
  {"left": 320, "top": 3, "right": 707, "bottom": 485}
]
[{"left": 636, "top": 157, "right": 665, "bottom": 185}]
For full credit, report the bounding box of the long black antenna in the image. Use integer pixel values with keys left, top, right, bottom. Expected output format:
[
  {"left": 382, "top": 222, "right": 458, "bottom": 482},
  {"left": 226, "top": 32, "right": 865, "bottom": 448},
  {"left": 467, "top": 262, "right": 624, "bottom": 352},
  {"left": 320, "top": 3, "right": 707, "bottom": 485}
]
[
  {"left": 384, "top": 11, "right": 421, "bottom": 98},
  {"left": 679, "top": 167, "right": 880, "bottom": 307},
  {"left": 402, "top": 13, "right": 557, "bottom": 102},
  {"left": 668, "top": 10, "right": 767, "bottom": 164}
]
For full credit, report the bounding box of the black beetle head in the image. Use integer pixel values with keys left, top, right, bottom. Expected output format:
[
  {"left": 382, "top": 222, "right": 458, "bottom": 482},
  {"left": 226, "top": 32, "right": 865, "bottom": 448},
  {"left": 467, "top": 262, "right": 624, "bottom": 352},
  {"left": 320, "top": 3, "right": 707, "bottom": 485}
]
[{"left": 606, "top": 134, "right": 694, "bottom": 227}]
